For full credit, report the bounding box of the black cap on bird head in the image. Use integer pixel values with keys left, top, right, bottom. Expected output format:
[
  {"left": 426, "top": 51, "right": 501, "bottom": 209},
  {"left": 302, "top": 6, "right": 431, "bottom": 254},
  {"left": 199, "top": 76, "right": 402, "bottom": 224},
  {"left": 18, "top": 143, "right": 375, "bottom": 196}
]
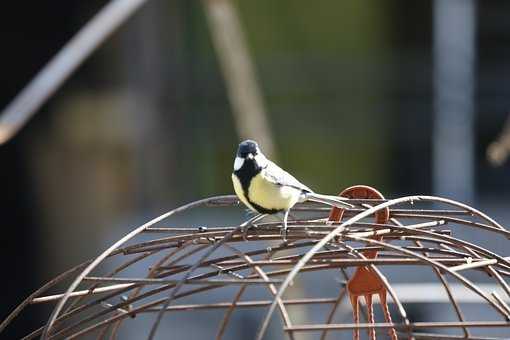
[{"left": 237, "top": 140, "right": 260, "bottom": 158}]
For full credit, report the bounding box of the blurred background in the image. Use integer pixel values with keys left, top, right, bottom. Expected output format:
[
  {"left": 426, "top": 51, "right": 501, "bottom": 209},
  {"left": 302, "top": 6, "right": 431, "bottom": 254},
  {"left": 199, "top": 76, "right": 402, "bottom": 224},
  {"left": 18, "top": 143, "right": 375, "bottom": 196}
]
[{"left": 1, "top": 0, "right": 510, "bottom": 338}]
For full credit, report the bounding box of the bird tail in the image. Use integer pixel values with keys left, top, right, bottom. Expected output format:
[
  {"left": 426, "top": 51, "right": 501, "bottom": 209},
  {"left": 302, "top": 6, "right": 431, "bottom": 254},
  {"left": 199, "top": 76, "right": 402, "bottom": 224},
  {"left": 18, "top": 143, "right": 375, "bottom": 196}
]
[{"left": 303, "top": 192, "right": 354, "bottom": 209}]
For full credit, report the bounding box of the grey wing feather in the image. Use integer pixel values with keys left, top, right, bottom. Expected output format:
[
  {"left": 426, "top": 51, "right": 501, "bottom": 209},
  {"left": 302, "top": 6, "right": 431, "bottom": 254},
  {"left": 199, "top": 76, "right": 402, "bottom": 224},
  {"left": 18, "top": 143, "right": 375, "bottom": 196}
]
[{"left": 262, "top": 161, "right": 313, "bottom": 192}]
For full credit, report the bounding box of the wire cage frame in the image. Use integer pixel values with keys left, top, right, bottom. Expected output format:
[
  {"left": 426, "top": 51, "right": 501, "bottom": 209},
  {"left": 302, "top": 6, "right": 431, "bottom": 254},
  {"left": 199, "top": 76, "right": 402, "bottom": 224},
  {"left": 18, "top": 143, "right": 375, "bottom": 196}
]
[{"left": 2, "top": 185, "right": 510, "bottom": 340}]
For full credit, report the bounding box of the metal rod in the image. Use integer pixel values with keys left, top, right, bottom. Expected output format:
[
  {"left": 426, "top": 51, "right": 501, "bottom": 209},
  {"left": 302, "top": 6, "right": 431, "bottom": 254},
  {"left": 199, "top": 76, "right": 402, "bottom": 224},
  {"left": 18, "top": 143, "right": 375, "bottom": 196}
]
[
  {"left": 41, "top": 195, "right": 235, "bottom": 339},
  {"left": 82, "top": 277, "right": 283, "bottom": 285},
  {"left": 0, "top": 0, "right": 149, "bottom": 144},
  {"left": 3, "top": 193, "right": 510, "bottom": 339},
  {"left": 284, "top": 321, "right": 510, "bottom": 331}
]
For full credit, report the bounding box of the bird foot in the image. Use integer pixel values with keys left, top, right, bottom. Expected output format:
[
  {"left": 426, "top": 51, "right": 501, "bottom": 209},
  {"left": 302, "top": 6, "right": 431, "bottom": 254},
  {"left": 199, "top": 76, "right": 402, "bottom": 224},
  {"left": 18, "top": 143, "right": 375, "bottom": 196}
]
[
  {"left": 242, "top": 224, "right": 253, "bottom": 240},
  {"left": 280, "top": 226, "right": 289, "bottom": 242}
]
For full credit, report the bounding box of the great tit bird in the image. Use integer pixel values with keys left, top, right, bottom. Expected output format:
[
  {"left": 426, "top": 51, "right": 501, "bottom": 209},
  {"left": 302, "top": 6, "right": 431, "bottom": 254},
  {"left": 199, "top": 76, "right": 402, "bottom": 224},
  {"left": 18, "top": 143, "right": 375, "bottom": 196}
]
[{"left": 231, "top": 140, "right": 352, "bottom": 239}]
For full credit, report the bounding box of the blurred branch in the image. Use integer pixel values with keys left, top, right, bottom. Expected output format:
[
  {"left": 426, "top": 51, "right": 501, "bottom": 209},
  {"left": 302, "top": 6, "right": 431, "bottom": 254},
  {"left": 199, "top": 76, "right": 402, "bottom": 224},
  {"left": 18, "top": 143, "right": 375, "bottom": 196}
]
[
  {"left": 487, "top": 113, "right": 510, "bottom": 166},
  {"left": 203, "top": 0, "right": 276, "bottom": 158},
  {"left": 0, "top": 0, "right": 148, "bottom": 145}
]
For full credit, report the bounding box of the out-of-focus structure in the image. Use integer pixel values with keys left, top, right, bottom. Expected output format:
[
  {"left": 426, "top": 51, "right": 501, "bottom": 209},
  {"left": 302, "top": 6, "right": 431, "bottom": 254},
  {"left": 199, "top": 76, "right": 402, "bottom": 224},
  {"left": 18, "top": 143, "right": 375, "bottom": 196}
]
[
  {"left": 1, "top": 0, "right": 510, "bottom": 339},
  {"left": 487, "top": 113, "right": 510, "bottom": 166}
]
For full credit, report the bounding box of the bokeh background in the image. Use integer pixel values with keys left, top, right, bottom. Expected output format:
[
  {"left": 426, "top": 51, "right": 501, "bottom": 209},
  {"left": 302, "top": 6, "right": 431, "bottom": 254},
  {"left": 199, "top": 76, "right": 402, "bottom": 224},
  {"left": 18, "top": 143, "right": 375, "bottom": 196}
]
[{"left": 1, "top": 0, "right": 510, "bottom": 338}]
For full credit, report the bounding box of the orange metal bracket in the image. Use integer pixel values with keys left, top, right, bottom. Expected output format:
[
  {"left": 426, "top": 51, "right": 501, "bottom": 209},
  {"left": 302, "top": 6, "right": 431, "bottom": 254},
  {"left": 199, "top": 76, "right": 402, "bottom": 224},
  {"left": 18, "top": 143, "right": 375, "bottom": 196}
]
[{"left": 328, "top": 185, "right": 397, "bottom": 340}]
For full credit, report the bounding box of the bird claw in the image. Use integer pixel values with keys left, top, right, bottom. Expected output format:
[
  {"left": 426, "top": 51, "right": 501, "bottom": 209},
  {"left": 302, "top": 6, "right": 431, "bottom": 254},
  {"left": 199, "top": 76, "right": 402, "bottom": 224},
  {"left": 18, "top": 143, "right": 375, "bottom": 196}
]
[
  {"left": 242, "top": 224, "right": 252, "bottom": 240},
  {"left": 242, "top": 221, "right": 260, "bottom": 240},
  {"left": 240, "top": 214, "right": 266, "bottom": 241},
  {"left": 280, "top": 225, "right": 289, "bottom": 242}
]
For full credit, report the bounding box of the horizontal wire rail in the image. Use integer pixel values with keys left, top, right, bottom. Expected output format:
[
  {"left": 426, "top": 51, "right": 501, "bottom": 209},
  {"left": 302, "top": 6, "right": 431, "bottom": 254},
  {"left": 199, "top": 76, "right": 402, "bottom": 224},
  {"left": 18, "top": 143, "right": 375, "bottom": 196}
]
[{"left": 1, "top": 194, "right": 510, "bottom": 339}]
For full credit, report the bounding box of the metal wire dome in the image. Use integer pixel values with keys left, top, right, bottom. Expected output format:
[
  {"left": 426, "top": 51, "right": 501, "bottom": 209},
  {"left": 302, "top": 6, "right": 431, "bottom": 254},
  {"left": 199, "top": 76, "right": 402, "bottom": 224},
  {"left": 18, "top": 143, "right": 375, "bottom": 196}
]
[{"left": 2, "top": 185, "right": 510, "bottom": 339}]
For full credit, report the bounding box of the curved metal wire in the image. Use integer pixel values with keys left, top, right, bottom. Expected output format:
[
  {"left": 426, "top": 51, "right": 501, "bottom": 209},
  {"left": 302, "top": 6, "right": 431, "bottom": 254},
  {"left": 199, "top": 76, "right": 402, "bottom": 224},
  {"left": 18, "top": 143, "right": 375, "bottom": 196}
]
[{"left": 1, "top": 194, "right": 509, "bottom": 340}]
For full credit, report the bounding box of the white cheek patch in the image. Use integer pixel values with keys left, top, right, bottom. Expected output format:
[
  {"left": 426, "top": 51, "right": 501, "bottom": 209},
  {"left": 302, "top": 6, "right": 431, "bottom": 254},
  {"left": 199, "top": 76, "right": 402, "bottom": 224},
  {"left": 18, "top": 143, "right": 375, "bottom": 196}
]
[
  {"left": 233, "top": 156, "right": 245, "bottom": 170},
  {"left": 254, "top": 153, "right": 268, "bottom": 167}
]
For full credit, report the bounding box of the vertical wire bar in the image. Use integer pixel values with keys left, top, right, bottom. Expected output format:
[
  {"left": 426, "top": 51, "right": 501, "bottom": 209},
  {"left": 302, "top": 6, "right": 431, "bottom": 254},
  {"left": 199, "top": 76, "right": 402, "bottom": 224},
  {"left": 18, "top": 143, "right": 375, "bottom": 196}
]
[
  {"left": 215, "top": 245, "right": 280, "bottom": 339},
  {"left": 392, "top": 217, "right": 470, "bottom": 338},
  {"left": 108, "top": 243, "right": 196, "bottom": 339},
  {"left": 222, "top": 244, "right": 295, "bottom": 340},
  {"left": 318, "top": 288, "right": 348, "bottom": 340},
  {"left": 147, "top": 214, "right": 266, "bottom": 340}
]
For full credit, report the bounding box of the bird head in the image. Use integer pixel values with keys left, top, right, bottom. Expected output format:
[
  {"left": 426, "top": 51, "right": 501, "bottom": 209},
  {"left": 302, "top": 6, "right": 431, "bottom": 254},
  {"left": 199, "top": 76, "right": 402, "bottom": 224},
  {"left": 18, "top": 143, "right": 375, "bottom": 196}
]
[{"left": 234, "top": 140, "right": 267, "bottom": 171}]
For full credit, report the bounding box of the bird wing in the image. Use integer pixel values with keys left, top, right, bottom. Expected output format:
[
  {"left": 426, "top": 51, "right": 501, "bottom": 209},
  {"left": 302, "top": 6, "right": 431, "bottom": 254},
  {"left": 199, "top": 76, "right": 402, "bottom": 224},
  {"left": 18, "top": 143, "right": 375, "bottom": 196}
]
[{"left": 261, "top": 160, "right": 313, "bottom": 193}]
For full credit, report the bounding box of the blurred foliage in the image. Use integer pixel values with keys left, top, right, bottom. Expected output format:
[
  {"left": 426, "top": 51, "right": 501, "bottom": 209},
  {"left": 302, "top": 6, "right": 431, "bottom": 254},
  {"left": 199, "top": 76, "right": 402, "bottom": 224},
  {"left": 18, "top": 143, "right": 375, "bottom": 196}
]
[
  {"left": 236, "top": 0, "right": 391, "bottom": 54},
  {"left": 167, "top": 0, "right": 398, "bottom": 197},
  {"left": 233, "top": 0, "right": 393, "bottom": 192}
]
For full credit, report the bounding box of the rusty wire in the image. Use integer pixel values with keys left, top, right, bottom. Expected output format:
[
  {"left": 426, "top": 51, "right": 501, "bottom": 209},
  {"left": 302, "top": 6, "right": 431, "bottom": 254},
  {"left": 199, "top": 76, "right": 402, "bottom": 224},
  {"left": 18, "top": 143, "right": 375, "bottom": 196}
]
[{"left": 1, "top": 194, "right": 510, "bottom": 339}]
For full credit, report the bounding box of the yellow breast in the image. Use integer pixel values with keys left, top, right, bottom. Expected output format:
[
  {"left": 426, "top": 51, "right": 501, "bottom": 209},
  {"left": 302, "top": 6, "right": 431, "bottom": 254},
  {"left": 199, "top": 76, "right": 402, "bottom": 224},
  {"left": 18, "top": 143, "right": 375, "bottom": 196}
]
[
  {"left": 232, "top": 173, "right": 256, "bottom": 211},
  {"left": 247, "top": 172, "right": 301, "bottom": 211}
]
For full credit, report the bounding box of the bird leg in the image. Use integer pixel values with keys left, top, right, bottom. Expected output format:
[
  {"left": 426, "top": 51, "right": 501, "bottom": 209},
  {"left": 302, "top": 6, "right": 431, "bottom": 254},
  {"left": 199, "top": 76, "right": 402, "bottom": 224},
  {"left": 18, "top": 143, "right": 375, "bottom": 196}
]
[
  {"left": 241, "top": 213, "right": 266, "bottom": 240},
  {"left": 280, "top": 210, "right": 290, "bottom": 242}
]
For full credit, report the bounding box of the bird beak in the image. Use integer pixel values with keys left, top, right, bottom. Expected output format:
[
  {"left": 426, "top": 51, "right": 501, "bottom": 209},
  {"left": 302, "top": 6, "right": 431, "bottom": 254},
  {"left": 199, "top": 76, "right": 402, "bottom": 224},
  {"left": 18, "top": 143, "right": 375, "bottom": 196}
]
[{"left": 247, "top": 153, "right": 254, "bottom": 160}]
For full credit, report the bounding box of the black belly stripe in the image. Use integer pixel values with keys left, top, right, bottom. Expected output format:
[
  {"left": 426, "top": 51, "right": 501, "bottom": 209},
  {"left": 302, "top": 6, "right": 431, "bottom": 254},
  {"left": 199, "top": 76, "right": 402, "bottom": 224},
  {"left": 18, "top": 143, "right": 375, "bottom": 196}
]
[
  {"left": 248, "top": 201, "right": 281, "bottom": 214},
  {"left": 234, "top": 159, "right": 281, "bottom": 214}
]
